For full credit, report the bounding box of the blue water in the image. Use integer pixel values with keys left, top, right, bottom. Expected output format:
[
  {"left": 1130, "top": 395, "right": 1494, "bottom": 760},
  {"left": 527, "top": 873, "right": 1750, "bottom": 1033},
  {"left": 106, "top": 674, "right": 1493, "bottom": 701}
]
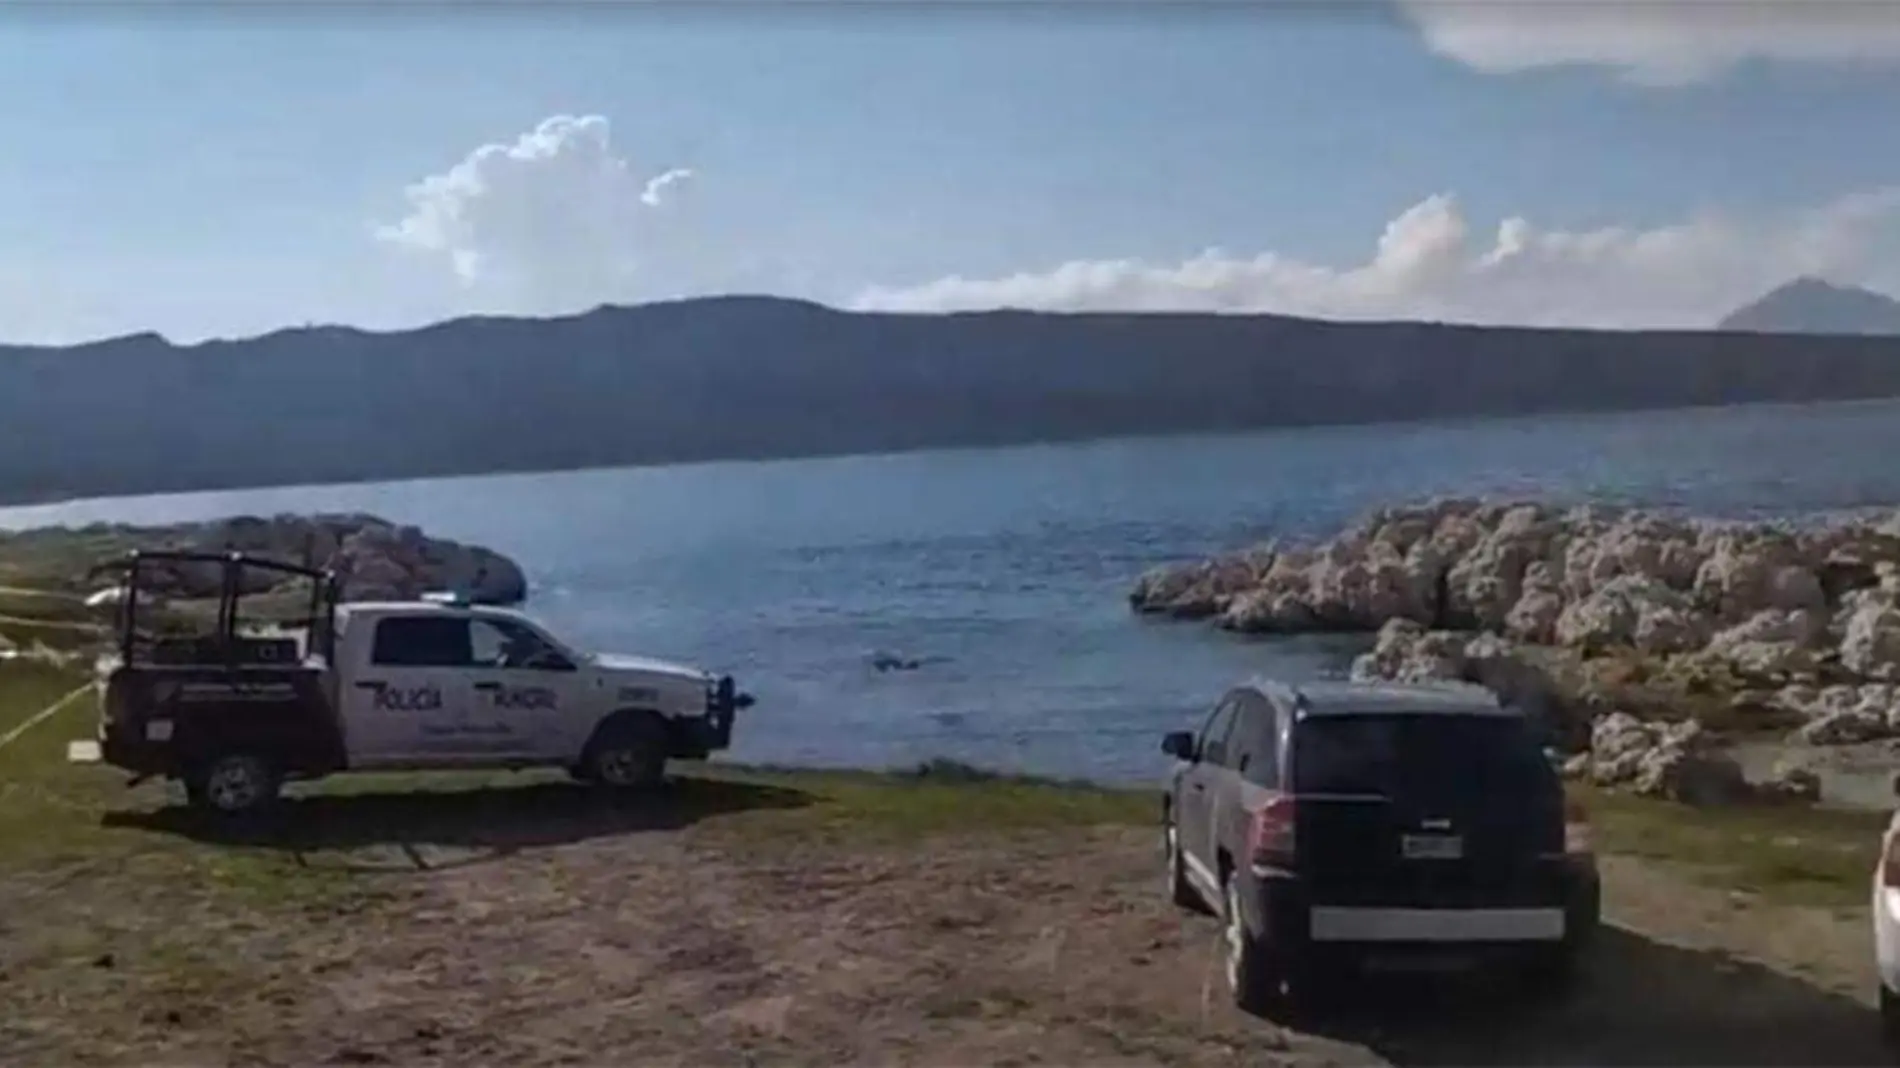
[{"left": 9, "top": 398, "right": 1900, "bottom": 783}]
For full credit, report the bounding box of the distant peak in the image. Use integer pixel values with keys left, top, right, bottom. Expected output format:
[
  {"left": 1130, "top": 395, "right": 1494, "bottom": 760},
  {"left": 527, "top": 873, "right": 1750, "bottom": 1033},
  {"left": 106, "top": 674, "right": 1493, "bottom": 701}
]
[
  {"left": 1718, "top": 275, "right": 1900, "bottom": 336},
  {"left": 1779, "top": 275, "right": 1850, "bottom": 294}
]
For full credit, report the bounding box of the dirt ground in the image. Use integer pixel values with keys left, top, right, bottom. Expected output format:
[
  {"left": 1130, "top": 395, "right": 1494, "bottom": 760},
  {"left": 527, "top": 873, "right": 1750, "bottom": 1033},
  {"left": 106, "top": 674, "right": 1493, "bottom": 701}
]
[{"left": 2, "top": 777, "right": 1892, "bottom": 1068}]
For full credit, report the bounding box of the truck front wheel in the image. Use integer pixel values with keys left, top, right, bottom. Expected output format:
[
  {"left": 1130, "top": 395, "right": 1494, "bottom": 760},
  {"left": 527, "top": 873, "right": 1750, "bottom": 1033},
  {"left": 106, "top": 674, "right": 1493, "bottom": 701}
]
[
  {"left": 185, "top": 752, "right": 281, "bottom": 817},
  {"left": 583, "top": 713, "right": 669, "bottom": 791}
]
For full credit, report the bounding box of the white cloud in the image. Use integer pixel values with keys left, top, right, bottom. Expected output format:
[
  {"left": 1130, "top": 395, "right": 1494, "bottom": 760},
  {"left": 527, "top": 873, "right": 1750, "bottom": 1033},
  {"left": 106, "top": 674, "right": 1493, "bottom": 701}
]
[
  {"left": 850, "top": 187, "right": 1900, "bottom": 330},
  {"left": 375, "top": 114, "right": 694, "bottom": 313},
  {"left": 640, "top": 167, "right": 694, "bottom": 208},
  {"left": 1399, "top": 0, "right": 1900, "bottom": 85}
]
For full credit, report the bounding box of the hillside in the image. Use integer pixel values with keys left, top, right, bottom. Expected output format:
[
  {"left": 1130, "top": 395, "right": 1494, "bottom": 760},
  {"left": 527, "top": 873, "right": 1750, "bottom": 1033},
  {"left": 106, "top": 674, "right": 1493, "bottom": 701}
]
[
  {"left": 10, "top": 296, "right": 1900, "bottom": 504},
  {"left": 1718, "top": 277, "right": 1900, "bottom": 335}
]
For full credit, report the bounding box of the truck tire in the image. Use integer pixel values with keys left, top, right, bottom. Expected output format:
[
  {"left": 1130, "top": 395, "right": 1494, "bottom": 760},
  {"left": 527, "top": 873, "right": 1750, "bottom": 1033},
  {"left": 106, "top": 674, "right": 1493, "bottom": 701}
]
[
  {"left": 185, "top": 752, "right": 281, "bottom": 818},
  {"left": 583, "top": 712, "right": 669, "bottom": 791}
]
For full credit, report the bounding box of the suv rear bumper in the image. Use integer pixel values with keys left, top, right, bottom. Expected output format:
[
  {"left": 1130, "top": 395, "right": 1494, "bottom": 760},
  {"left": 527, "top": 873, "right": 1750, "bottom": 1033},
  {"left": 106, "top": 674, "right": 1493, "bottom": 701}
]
[{"left": 1244, "top": 856, "right": 1600, "bottom": 965}]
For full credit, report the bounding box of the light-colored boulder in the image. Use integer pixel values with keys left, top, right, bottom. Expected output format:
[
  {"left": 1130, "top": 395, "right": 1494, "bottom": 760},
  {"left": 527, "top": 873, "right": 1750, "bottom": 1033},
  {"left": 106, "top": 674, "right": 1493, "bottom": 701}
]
[
  {"left": 1350, "top": 618, "right": 1469, "bottom": 682},
  {"left": 1218, "top": 588, "right": 1314, "bottom": 633},
  {"left": 1841, "top": 593, "right": 1900, "bottom": 681},
  {"left": 1129, "top": 546, "right": 1275, "bottom": 619},
  {"left": 1590, "top": 714, "right": 1749, "bottom": 804},
  {"left": 1693, "top": 533, "right": 1814, "bottom": 622},
  {"left": 1443, "top": 504, "right": 1560, "bottom": 631},
  {"left": 1554, "top": 575, "right": 1707, "bottom": 654},
  {"left": 1309, "top": 539, "right": 1437, "bottom": 629},
  {"left": 1703, "top": 609, "right": 1827, "bottom": 681},
  {"left": 1795, "top": 707, "right": 1887, "bottom": 745},
  {"left": 1562, "top": 513, "right": 1706, "bottom": 599}
]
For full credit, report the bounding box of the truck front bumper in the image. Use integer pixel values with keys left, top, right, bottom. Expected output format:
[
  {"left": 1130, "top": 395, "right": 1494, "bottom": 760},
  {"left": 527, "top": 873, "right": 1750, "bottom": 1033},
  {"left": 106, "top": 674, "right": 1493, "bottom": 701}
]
[{"left": 675, "top": 675, "right": 754, "bottom": 757}]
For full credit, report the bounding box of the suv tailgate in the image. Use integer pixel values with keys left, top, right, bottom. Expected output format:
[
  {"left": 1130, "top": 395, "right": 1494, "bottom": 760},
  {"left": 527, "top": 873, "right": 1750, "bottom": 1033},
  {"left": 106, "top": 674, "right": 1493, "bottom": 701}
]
[{"left": 1288, "top": 712, "right": 1566, "bottom": 908}]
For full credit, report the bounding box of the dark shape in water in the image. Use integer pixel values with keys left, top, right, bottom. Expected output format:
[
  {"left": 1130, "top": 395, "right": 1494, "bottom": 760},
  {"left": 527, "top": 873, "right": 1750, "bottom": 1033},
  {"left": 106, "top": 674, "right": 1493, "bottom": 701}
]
[{"left": 868, "top": 649, "right": 950, "bottom": 673}]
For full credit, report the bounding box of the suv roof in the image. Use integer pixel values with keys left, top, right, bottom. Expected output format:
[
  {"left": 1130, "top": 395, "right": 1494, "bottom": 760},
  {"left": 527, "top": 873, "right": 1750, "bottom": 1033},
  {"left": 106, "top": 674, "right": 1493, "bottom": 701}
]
[{"left": 1245, "top": 677, "right": 1512, "bottom": 719}]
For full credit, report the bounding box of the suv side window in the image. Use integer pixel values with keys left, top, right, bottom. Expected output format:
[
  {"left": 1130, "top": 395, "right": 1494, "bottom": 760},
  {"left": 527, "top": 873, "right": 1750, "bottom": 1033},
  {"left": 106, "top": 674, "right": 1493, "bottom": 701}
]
[
  {"left": 1199, "top": 694, "right": 1243, "bottom": 767},
  {"left": 1235, "top": 693, "right": 1281, "bottom": 788},
  {"left": 370, "top": 616, "right": 472, "bottom": 667}
]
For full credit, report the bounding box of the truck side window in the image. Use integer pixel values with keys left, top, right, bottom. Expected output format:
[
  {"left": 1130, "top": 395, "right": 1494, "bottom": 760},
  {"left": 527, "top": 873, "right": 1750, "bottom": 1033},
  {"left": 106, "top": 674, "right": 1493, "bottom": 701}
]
[
  {"left": 470, "top": 618, "right": 559, "bottom": 669},
  {"left": 371, "top": 616, "right": 473, "bottom": 667}
]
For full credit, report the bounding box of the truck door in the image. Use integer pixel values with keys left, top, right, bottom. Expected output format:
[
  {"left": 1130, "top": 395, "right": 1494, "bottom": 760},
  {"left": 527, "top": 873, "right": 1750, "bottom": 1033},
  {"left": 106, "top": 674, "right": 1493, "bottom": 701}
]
[
  {"left": 340, "top": 613, "right": 481, "bottom": 768},
  {"left": 465, "top": 615, "right": 583, "bottom": 760}
]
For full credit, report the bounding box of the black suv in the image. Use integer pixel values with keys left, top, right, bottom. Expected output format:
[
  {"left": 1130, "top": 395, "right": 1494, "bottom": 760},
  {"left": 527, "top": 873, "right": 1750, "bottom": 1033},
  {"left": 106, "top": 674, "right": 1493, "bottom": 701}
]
[{"left": 1161, "top": 677, "right": 1600, "bottom": 1013}]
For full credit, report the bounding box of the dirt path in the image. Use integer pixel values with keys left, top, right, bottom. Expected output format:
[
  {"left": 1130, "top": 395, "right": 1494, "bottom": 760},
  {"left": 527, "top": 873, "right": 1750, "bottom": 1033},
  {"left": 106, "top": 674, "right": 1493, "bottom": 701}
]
[{"left": 6, "top": 814, "right": 1887, "bottom": 1067}]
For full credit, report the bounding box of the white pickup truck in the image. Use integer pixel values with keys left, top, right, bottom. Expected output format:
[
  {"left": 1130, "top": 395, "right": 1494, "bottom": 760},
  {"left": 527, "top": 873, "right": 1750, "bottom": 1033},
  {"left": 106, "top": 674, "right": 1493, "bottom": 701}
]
[{"left": 71, "top": 551, "right": 754, "bottom": 816}]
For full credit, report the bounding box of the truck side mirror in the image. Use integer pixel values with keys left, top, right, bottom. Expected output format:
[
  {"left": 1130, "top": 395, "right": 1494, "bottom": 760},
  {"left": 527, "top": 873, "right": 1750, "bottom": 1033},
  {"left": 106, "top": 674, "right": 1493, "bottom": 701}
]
[{"left": 1161, "top": 731, "right": 1196, "bottom": 761}]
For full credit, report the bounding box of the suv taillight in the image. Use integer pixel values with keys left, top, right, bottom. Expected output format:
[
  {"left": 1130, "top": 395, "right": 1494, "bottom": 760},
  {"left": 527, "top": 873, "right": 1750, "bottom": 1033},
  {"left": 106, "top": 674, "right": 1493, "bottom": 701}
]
[
  {"left": 1882, "top": 832, "right": 1900, "bottom": 889},
  {"left": 1563, "top": 795, "right": 1593, "bottom": 856},
  {"left": 1247, "top": 795, "right": 1297, "bottom": 868}
]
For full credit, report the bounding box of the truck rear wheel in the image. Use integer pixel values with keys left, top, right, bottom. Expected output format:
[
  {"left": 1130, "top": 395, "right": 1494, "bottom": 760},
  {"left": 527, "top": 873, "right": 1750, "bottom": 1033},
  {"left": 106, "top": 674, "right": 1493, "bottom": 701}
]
[
  {"left": 185, "top": 752, "right": 281, "bottom": 817},
  {"left": 584, "top": 713, "right": 669, "bottom": 791}
]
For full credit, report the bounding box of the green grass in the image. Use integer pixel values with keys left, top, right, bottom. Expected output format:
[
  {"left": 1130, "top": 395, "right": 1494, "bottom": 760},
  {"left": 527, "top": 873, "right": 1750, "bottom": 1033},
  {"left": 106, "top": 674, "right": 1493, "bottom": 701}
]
[
  {"left": 1576, "top": 783, "right": 1885, "bottom": 907},
  {"left": 0, "top": 659, "right": 1883, "bottom": 915},
  {"left": 698, "top": 758, "right": 1154, "bottom": 841},
  {"left": 0, "top": 585, "right": 98, "bottom": 623},
  {"left": 0, "top": 666, "right": 1151, "bottom": 896}
]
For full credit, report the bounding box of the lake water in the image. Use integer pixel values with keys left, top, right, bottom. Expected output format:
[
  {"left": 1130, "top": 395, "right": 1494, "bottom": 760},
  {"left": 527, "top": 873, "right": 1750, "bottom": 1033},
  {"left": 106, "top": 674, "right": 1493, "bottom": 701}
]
[{"left": 10, "top": 398, "right": 1900, "bottom": 784}]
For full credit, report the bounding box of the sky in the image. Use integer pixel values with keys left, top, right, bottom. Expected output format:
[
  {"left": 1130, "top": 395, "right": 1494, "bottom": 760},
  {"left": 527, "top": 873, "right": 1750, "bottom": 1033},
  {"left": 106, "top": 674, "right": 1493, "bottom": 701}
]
[{"left": 3, "top": 1, "right": 1900, "bottom": 345}]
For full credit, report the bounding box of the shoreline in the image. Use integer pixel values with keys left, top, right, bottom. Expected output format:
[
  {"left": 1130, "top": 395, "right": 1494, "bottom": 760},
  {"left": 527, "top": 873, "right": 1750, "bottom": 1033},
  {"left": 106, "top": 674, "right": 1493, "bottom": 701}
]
[{"left": 8, "top": 393, "right": 1900, "bottom": 517}]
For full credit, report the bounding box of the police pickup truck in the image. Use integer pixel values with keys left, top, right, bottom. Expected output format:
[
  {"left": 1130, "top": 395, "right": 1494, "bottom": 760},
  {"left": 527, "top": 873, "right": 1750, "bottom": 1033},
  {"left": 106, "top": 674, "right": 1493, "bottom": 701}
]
[{"left": 68, "top": 550, "right": 754, "bottom": 817}]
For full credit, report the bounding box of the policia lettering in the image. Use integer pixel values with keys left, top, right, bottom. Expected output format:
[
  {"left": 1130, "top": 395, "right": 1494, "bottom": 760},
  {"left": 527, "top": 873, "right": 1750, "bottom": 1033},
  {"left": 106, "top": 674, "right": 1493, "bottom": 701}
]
[
  {"left": 362, "top": 682, "right": 444, "bottom": 713},
  {"left": 360, "top": 682, "right": 556, "bottom": 713}
]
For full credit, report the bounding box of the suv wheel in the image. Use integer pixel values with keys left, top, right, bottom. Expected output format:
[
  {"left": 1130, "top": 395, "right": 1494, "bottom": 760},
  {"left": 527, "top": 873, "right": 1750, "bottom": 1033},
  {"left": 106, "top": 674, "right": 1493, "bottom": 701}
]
[
  {"left": 186, "top": 753, "right": 280, "bottom": 817},
  {"left": 1223, "top": 874, "right": 1279, "bottom": 1015},
  {"left": 1164, "top": 818, "right": 1210, "bottom": 915}
]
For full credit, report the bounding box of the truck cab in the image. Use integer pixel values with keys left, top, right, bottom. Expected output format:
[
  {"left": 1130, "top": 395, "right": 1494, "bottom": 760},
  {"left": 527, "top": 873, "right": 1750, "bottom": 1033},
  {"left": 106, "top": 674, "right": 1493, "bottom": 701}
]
[
  {"left": 327, "top": 600, "right": 743, "bottom": 771},
  {"left": 71, "top": 550, "right": 754, "bottom": 816}
]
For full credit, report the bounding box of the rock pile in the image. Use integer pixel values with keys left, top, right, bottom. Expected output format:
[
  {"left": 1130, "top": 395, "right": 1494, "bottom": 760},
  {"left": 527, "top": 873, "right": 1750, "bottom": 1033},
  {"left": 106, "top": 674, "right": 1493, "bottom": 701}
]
[
  {"left": 40, "top": 513, "right": 528, "bottom": 605},
  {"left": 1131, "top": 497, "right": 1900, "bottom": 802}
]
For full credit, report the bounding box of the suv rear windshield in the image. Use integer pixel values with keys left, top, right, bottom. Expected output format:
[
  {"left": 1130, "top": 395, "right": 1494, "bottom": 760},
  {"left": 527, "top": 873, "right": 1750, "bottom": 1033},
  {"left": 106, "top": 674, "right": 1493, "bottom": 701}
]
[{"left": 1291, "top": 712, "right": 1555, "bottom": 800}]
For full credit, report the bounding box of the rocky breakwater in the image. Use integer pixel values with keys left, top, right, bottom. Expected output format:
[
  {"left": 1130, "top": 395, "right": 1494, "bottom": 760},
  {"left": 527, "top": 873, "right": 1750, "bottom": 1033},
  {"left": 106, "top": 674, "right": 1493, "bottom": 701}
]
[
  {"left": 1129, "top": 497, "right": 1900, "bottom": 805},
  {"left": 11, "top": 513, "right": 528, "bottom": 605}
]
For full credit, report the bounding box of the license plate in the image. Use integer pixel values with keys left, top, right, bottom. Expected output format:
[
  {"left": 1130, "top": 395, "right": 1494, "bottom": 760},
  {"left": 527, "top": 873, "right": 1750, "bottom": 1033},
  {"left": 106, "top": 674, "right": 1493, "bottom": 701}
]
[
  {"left": 67, "top": 740, "right": 102, "bottom": 764},
  {"left": 1401, "top": 833, "right": 1463, "bottom": 860}
]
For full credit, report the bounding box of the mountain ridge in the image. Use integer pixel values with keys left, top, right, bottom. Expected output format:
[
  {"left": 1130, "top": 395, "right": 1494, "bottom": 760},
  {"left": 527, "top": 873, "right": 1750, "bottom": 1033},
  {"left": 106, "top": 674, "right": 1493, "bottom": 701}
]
[{"left": 10, "top": 296, "right": 1900, "bottom": 507}]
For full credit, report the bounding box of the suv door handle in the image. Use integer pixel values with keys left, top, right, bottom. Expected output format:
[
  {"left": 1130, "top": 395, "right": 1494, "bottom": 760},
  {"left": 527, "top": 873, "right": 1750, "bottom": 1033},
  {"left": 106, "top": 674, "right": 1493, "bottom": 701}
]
[
  {"left": 1191, "top": 782, "right": 1206, "bottom": 793},
  {"left": 473, "top": 682, "right": 501, "bottom": 693}
]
